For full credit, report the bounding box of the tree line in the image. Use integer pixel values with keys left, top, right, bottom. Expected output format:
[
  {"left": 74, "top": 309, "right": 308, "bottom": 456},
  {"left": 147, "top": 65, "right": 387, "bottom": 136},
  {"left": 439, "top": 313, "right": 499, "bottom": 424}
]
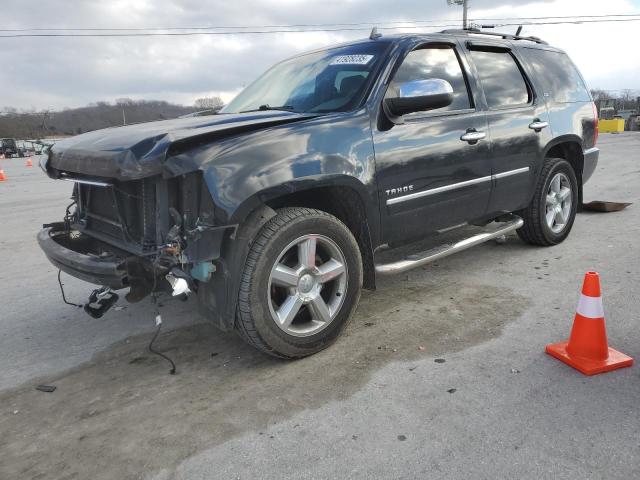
[
  {"left": 0, "top": 96, "right": 224, "bottom": 139},
  {"left": 591, "top": 89, "right": 640, "bottom": 112}
]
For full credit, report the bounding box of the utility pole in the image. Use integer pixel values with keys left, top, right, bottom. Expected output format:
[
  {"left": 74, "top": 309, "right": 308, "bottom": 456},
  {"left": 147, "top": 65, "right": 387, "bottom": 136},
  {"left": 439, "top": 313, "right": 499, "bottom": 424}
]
[
  {"left": 462, "top": 0, "right": 468, "bottom": 29},
  {"left": 447, "top": 0, "right": 469, "bottom": 29}
]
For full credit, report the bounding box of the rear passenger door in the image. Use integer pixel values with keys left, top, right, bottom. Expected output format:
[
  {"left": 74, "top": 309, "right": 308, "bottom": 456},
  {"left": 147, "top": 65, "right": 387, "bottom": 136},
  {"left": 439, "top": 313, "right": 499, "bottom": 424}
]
[{"left": 463, "top": 43, "right": 552, "bottom": 215}]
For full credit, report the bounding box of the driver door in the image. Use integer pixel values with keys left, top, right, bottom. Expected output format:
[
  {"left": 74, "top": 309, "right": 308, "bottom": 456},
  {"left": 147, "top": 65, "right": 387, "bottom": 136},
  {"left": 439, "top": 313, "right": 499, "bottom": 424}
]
[{"left": 373, "top": 43, "right": 492, "bottom": 244}]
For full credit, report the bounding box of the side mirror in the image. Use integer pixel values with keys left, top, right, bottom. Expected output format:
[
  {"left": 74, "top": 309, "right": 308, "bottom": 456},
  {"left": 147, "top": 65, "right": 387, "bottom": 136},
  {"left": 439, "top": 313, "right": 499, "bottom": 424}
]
[{"left": 384, "top": 79, "right": 454, "bottom": 118}]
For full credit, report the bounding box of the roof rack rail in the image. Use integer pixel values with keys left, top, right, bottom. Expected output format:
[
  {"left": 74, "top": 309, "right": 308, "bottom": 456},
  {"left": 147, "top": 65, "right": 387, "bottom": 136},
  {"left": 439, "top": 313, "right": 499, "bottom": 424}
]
[{"left": 439, "top": 28, "right": 548, "bottom": 45}]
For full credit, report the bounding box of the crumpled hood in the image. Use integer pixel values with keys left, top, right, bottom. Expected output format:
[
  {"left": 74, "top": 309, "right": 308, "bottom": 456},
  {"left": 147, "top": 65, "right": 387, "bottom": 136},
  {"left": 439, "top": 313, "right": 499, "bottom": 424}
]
[{"left": 47, "top": 110, "right": 317, "bottom": 181}]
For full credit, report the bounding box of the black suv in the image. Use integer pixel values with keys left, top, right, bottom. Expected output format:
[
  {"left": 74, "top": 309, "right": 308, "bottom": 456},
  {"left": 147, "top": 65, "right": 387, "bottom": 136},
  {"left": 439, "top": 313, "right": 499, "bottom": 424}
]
[{"left": 38, "top": 29, "right": 598, "bottom": 358}]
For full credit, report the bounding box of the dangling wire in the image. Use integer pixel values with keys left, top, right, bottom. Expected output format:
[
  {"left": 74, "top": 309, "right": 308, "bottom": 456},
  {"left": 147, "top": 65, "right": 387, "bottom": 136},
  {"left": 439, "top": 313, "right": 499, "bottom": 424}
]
[
  {"left": 148, "top": 311, "right": 176, "bottom": 375},
  {"left": 147, "top": 257, "right": 177, "bottom": 375},
  {"left": 57, "top": 270, "right": 83, "bottom": 308}
]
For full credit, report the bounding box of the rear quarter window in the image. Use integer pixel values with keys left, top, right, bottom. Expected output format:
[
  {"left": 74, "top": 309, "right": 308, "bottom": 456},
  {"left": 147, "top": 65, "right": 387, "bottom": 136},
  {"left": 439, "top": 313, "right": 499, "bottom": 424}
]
[{"left": 523, "top": 48, "right": 591, "bottom": 103}]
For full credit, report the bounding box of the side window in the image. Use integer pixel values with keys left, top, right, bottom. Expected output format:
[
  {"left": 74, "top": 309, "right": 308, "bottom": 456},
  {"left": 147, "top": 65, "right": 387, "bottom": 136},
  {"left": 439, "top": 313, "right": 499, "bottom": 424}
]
[
  {"left": 469, "top": 50, "right": 531, "bottom": 109},
  {"left": 387, "top": 46, "right": 472, "bottom": 112},
  {"left": 523, "top": 48, "right": 591, "bottom": 103}
]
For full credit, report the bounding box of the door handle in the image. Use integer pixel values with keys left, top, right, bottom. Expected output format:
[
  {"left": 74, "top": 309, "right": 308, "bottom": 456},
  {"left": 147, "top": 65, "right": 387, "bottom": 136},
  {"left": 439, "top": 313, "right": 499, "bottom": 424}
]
[
  {"left": 529, "top": 120, "right": 549, "bottom": 132},
  {"left": 460, "top": 130, "right": 486, "bottom": 144}
]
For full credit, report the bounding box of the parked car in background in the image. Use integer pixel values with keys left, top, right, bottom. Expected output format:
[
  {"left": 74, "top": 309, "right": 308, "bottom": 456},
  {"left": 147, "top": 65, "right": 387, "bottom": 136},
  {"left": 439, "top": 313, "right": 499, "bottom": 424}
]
[{"left": 1, "top": 138, "right": 18, "bottom": 157}]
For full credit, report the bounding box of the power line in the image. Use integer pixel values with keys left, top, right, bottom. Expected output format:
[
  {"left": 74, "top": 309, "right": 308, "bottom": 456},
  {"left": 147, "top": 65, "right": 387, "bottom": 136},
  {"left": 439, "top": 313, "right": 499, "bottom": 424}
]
[
  {"left": 0, "top": 20, "right": 461, "bottom": 32},
  {"left": 501, "top": 18, "right": 640, "bottom": 26},
  {"left": 0, "top": 12, "right": 638, "bottom": 33},
  {"left": 469, "top": 13, "right": 640, "bottom": 20},
  {"left": 0, "top": 25, "right": 459, "bottom": 37},
  {"left": 1, "top": 17, "right": 639, "bottom": 38}
]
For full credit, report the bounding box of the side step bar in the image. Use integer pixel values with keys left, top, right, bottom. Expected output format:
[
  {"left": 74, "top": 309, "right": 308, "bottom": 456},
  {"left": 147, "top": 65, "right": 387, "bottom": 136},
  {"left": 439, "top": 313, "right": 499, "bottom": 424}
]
[{"left": 375, "top": 215, "right": 524, "bottom": 276}]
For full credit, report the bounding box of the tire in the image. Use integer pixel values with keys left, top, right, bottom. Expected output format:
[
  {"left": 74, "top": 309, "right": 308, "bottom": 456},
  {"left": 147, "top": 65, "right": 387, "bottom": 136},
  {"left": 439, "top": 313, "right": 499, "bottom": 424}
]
[
  {"left": 236, "top": 207, "right": 363, "bottom": 358},
  {"left": 517, "top": 158, "right": 579, "bottom": 246}
]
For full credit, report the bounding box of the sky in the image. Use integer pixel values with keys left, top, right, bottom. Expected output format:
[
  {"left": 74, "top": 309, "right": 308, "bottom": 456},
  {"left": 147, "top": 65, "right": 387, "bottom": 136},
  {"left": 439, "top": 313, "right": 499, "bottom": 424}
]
[{"left": 1, "top": 0, "right": 639, "bottom": 111}]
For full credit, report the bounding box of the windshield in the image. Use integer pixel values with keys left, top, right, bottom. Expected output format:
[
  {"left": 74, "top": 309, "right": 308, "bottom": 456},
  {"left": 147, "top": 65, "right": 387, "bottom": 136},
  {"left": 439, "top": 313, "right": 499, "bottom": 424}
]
[{"left": 222, "top": 42, "right": 390, "bottom": 114}]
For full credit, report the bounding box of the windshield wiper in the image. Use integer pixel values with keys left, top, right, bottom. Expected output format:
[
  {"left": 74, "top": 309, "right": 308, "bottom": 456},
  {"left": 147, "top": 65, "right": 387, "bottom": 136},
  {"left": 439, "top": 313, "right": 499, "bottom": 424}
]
[{"left": 240, "top": 104, "right": 296, "bottom": 113}]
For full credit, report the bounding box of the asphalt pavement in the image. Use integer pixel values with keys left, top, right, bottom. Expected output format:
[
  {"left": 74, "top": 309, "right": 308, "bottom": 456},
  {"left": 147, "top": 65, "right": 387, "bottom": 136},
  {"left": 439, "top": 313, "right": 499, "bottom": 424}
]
[{"left": 0, "top": 133, "right": 639, "bottom": 480}]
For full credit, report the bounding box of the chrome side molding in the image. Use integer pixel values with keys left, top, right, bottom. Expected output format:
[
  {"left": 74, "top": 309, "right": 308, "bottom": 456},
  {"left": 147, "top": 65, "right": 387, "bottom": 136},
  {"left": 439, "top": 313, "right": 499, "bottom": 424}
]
[
  {"left": 387, "top": 167, "right": 530, "bottom": 206},
  {"left": 374, "top": 214, "right": 524, "bottom": 276},
  {"left": 493, "top": 166, "right": 530, "bottom": 180},
  {"left": 60, "top": 176, "right": 112, "bottom": 187},
  {"left": 387, "top": 175, "right": 492, "bottom": 205}
]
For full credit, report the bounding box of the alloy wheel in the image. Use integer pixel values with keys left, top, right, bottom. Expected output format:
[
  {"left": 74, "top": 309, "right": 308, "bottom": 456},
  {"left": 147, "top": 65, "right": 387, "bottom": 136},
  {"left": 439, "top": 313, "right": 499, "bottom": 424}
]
[
  {"left": 267, "top": 234, "right": 348, "bottom": 337},
  {"left": 545, "top": 172, "right": 572, "bottom": 234}
]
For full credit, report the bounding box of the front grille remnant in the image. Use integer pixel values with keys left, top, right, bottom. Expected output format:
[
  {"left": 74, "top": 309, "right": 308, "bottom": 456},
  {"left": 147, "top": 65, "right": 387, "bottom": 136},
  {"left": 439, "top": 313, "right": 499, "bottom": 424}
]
[
  {"left": 76, "top": 178, "right": 158, "bottom": 253},
  {"left": 141, "top": 178, "right": 157, "bottom": 250}
]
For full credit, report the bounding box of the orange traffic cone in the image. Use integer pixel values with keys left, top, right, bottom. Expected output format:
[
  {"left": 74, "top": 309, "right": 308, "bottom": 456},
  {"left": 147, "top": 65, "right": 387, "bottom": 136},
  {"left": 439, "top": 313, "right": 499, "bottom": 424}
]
[
  {"left": 26, "top": 158, "right": 33, "bottom": 167},
  {"left": 0, "top": 169, "right": 6, "bottom": 181},
  {"left": 546, "top": 271, "right": 633, "bottom": 375}
]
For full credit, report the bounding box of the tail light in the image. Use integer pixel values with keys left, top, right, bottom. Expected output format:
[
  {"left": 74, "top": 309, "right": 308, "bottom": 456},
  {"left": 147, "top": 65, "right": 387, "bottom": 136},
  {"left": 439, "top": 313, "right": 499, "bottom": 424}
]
[{"left": 592, "top": 101, "right": 599, "bottom": 147}]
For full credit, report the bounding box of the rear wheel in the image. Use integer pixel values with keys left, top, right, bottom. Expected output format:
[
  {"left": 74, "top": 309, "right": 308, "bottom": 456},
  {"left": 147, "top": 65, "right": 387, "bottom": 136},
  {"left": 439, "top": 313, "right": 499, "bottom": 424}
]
[
  {"left": 517, "top": 158, "right": 579, "bottom": 246},
  {"left": 236, "top": 207, "right": 362, "bottom": 358}
]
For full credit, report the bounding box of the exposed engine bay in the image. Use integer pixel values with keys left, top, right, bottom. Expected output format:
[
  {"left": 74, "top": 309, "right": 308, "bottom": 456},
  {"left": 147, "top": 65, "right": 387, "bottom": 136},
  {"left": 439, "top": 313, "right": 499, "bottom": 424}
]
[{"left": 38, "top": 171, "right": 231, "bottom": 318}]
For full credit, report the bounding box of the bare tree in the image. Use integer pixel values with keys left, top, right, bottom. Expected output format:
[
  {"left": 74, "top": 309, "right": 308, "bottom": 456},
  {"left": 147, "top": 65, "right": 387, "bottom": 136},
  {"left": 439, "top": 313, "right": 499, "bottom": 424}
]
[
  {"left": 194, "top": 96, "right": 224, "bottom": 111},
  {"left": 590, "top": 89, "right": 611, "bottom": 103},
  {"left": 619, "top": 89, "right": 634, "bottom": 110},
  {"left": 115, "top": 98, "right": 135, "bottom": 106}
]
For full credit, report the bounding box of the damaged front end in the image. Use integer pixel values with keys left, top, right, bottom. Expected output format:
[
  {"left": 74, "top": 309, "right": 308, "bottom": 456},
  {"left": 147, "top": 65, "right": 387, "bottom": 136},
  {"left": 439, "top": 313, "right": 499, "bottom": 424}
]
[
  {"left": 37, "top": 111, "right": 315, "bottom": 324},
  {"left": 38, "top": 171, "right": 232, "bottom": 313}
]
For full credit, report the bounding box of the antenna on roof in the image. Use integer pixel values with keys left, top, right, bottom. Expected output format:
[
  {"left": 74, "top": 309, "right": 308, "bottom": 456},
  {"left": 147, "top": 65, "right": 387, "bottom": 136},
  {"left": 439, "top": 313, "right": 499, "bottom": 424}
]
[
  {"left": 515, "top": 25, "right": 523, "bottom": 36},
  {"left": 369, "top": 27, "right": 382, "bottom": 40}
]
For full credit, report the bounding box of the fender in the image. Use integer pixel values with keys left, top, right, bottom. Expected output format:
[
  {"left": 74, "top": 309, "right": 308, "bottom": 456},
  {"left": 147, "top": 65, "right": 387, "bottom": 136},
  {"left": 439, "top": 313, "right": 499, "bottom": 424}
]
[
  {"left": 238, "top": 176, "right": 380, "bottom": 291},
  {"left": 231, "top": 174, "right": 380, "bottom": 240},
  {"left": 522, "top": 134, "right": 585, "bottom": 210},
  {"left": 542, "top": 134, "right": 585, "bottom": 158},
  {"left": 521, "top": 134, "right": 585, "bottom": 208},
  {"left": 179, "top": 111, "right": 380, "bottom": 328},
  {"left": 175, "top": 108, "right": 380, "bottom": 238}
]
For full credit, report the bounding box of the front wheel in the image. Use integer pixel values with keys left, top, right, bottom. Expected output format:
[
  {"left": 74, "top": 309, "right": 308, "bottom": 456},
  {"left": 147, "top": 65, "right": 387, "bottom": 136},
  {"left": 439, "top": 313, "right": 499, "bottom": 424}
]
[
  {"left": 517, "top": 158, "right": 579, "bottom": 246},
  {"left": 236, "top": 207, "right": 362, "bottom": 358}
]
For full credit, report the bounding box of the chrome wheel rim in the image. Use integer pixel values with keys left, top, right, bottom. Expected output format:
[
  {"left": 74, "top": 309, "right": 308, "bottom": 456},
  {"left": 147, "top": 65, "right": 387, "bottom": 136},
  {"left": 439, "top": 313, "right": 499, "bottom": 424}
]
[
  {"left": 267, "top": 234, "right": 348, "bottom": 337},
  {"left": 545, "top": 172, "right": 572, "bottom": 233}
]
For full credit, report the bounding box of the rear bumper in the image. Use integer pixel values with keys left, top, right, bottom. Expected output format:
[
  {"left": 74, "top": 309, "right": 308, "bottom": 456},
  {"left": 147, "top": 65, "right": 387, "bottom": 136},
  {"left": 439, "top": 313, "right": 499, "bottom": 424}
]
[
  {"left": 582, "top": 147, "right": 599, "bottom": 184},
  {"left": 37, "top": 224, "right": 129, "bottom": 289}
]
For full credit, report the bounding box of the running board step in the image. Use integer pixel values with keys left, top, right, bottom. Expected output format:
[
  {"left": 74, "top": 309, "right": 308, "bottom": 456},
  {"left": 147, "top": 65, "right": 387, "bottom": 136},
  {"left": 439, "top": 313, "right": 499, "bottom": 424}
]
[{"left": 374, "top": 215, "right": 523, "bottom": 276}]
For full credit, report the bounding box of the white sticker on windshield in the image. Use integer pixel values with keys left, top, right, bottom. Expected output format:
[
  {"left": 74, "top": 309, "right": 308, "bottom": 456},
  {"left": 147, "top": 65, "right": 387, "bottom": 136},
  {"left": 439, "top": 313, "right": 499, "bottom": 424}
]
[{"left": 329, "top": 55, "right": 374, "bottom": 66}]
